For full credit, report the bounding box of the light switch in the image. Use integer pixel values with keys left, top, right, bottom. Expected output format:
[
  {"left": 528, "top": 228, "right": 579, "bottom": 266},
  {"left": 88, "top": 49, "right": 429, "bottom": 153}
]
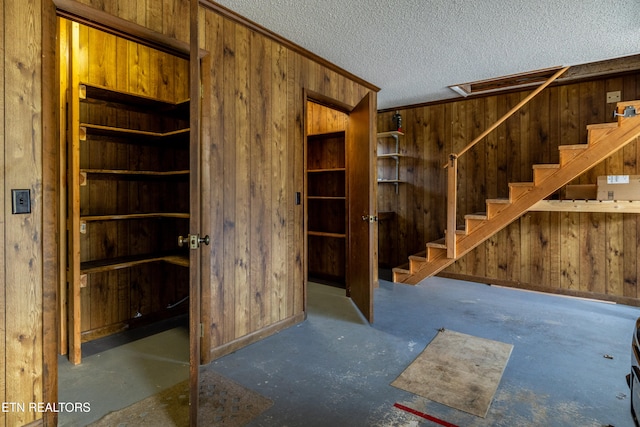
[{"left": 11, "top": 189, "right": 31, "bottom": 214}]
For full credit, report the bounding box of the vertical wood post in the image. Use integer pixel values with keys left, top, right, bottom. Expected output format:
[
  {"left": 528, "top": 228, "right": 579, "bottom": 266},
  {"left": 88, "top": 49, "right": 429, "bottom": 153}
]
[
  {"left": 446, "top": 154, "right": 457, "bottom": 259},
  {"left": 68, "top": 21, "right": 82, "bottom": 365}
]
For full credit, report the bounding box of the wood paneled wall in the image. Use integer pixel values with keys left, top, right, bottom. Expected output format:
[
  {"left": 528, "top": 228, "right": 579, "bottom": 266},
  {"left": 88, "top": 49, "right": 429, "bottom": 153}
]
[
  {"left": 198, "top": 5, "right": 374, "bottom": 360},
  {"left": 7, "top": 0, "right": 372, "bottom": 423},
  {"left": 2, "top": 1, "right": 45, "bottom": 426},
  {"left": 74, "top": 24, "right": 190, "bottom": 101},
  {"left": 70, "top": 0, "right": 191, "bottom": 42},
  {"left": 378, "top": 73, "right": 640, "bottom": 304},
  {"left": 306, "top": 101, "right": 348, "bottom": 135}
]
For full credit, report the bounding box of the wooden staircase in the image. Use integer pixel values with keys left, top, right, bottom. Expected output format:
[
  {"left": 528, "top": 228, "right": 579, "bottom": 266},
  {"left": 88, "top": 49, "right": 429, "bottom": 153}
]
[{"left": 393, "top": 100, "right": 640, "bottom": 285}]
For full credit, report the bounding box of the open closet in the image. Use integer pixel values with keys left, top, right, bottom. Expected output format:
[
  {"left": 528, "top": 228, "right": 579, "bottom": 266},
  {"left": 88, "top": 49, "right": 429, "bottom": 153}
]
[
  {"left": 59, "top": 19, "right": 191, "bottom": 365},
  {"left": 306, "top": 101, "right": 349, "bottom": 287},
  {"left": 304, "top": 95, "right": 376, "bottom": 323}
]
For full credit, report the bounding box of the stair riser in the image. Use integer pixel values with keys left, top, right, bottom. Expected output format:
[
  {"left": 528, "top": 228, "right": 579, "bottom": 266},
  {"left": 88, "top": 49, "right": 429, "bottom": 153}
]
[
  {"left": 487, "top": 202, "right": 509, "bottom": 219},
  {"left": 588, "top": 126, "right": 616, "bottom": 145},
  {"left": 426, "top": 247, "right": 446, "bottom": 262},
  {"left": 409, "top": 257, "right": 427, "bottom": 273},
  {"left": 465, "top": 218, "right": 485, "bottom": 233},
  {"left": 392, "top": 270, "right": 411, "bottom": 283},
  {"left": 509, "top": 184, "right": 534, "bottom": 201},
  {"left": 533, "top": 167, "right": 558, "bottom": 185},
  {"left": 559, "top": 148, "right": 584, "bottom": 166}
]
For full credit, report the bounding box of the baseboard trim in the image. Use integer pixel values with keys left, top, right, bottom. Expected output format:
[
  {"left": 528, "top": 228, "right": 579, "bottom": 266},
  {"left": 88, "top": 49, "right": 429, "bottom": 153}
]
[
  {"left": 438, "top": 272, "right": 640, "bottom": 307},
  {"left": 208, "top": 313, "right": 305, "bottom": 361}
]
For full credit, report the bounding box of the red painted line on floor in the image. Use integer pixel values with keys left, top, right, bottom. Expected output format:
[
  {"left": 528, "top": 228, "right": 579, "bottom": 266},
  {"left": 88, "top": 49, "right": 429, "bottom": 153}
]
[{"left": 393, "top": 403, "right": 459, "bottom": 427}]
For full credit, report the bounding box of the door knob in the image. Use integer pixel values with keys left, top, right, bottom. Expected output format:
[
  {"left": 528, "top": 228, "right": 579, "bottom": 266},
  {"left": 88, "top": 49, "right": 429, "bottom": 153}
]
[
  {"left": 178, "top": 234, "right": 210, "bottom": 249},
  {"left": 361, "top": 215, "right": 378, "bottom": 223}
]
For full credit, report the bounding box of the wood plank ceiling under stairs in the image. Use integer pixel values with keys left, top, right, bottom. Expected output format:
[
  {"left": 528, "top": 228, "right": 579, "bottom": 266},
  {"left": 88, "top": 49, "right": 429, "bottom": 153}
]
[{"left": 393, "top": 100, "right": 640, "bottom": 285}]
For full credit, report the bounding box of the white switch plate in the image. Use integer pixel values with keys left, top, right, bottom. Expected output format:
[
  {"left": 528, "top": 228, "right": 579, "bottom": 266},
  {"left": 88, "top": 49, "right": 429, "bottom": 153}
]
[{"left": 607, "top": 91, "right": 621, "bottom": 103}]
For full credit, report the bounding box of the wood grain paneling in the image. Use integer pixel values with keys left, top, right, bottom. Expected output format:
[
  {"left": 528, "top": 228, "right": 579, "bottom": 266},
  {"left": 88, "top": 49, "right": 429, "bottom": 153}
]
[
  {"left": 199, "top": 6, "right": 374, "bottom": 360},
  {"left": 4, "top": 1, "right": 44, "bottom": 425},
  {"left": 0, "top": 2, "right": 6, "bottom": 424},
  {"left": 382, "top": 73, "right": 640, "bottom": 304},
  {"left": 6, "top": 1, "right": 374, "bottom": 423}
]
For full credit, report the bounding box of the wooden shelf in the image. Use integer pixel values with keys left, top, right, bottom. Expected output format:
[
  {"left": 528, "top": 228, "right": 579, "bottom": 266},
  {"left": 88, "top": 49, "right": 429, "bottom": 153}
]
[
  {"left": 377, "top": 131, "right": 404, "bottom": 193},
  {"left": 308, "top": 196, "right": 346, "bottom": 201},
  {"left": 81, "top": 213, "right": 189, "bottom": 221},
  {"left": 529, "top": 199, "right": 640, "bottom": 213},
  {"left": 65, "top": 36, "right": 191, "bottom": 365},
  {"left": 81, "top": 252, "right": 189, "bottom": 274},
  {"left": 378, "top": 153, "right": 405, "bottom": 159},
  {"left": 307, "top": 168, "right": 345, "bottom": 173},
  {"left": 80, "top": 123, "right": 190, "bottom": 140},
  {"left": 81, "top": 168, "right": 189, "bottom": 177},
  {"left": 308, "top": 130, "right": 346, "bottom": 138},
  {"left": 80, "top": 82, "right": 189, "bottom": 115},
  {"left": 377, "top": 131, "right": 404, "bottom": 138},
  {"left": 308, "top": 231, "right": 346, "bottom": 238}
]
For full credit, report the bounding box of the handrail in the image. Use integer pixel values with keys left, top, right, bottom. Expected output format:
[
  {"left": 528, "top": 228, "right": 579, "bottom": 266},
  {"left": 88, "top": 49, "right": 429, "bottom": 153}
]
[
  {"left": 444, "top": 66, "right": 570, "bottom": 168},
  {"left": 444, "top": 66, "right": 569, "bottom": 258}
]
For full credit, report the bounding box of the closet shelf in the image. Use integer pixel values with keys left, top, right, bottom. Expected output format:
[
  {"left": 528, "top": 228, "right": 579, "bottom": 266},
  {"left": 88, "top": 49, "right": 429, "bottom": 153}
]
[
  {"left": 308, "top": 196, "right": 346, "bottom": 200},
  {"left": 80, "top": 124, "right": 190, "bottom": 140},
  {"left": 80, "top": 168, "right": 189, "bottom": 177},
  {"left": 81, "top": 213, "right": 189, "bottom": 221},
  {"left": 80, "top": 252, "right": 189, "bottom": 274},
  {"left": 307, "top": 167, "right": 346, "bottom": 173},
  {"left": 308, "top": 231, "right": 346, "bottom": 238},
  {"left": 80, "top": 82, "right": 189, "bottom": 114}
]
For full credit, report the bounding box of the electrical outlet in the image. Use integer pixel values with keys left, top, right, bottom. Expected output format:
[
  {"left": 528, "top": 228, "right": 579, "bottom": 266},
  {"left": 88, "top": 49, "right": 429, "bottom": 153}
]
[
  {"left": 607, "top": 91, "right": 621, "bottom": 103},
  {"left": 11, "top": 189, "right": 31, "bottom": 214}
]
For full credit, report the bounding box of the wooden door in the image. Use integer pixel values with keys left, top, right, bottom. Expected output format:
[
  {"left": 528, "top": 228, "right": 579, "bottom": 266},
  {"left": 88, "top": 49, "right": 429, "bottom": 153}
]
[
  {"left": 189, "top": 0, "right": 200, "bottom": 424},
  {"left": 347, "top": 93, "right": 376, "bottom": 322}
]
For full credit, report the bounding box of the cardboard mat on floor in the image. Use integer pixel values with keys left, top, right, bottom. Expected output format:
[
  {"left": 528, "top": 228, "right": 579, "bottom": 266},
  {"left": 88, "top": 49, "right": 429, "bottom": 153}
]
[
  {"left": 90, "top": 369, "right": 272, "bottom": 426},
  {"left": 392, "top": 329, "right": 513, "bottom": 418}
]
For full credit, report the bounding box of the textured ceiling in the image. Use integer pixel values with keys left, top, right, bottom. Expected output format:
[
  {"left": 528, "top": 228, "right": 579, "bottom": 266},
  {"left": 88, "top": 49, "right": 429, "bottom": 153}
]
[{"left": 214, "top": 0, "right": 640, "bottom": 110}]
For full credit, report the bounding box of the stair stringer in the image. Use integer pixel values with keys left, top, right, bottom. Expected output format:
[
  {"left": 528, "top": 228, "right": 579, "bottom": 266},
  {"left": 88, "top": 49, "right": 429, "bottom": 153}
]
[{"left": 394, "top": 107, "right": 640, "bottom": 285}]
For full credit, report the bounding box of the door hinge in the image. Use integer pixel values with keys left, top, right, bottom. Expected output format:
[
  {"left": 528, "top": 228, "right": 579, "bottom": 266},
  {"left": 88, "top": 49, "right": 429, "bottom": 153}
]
[{"left": 200, "top": 323, "right": 204, "bottom": 338}]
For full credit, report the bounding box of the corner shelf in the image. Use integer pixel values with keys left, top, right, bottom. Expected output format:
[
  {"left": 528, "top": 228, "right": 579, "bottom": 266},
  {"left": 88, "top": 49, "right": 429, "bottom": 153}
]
[{"left": 377, "top": 131, "right": 405, "bottom": 194}]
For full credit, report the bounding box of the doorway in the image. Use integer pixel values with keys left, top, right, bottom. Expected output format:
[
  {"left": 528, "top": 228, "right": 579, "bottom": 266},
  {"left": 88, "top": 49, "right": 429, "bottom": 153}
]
[
  {"left": 57, "top": 17, "right": 193, "bottom": 424},
  {"left": 304, "top": 92, "right": 376, "bottom": 323},
  {"left": 305, "top": 101, "right": 349, "bottom": 289}
]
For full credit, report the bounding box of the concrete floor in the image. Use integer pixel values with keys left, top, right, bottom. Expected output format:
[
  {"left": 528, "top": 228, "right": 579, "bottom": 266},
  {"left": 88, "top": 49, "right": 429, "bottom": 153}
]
[{"left": 59, "top": 277, "right": 640, "bottom": 426}]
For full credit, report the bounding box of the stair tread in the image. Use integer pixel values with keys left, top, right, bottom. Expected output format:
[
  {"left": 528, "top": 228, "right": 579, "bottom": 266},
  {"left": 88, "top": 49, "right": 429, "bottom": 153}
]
[
  {"left": 532, "top": 163, "right": 560, "bottom": 169},
  {"left": 487, "top": 198, "right": 510, "bottom": 203},
  {"left": 465, "top": 212, "right": 487, "bottom": 219},
  {"left": 587, "top": 122, "right": 617, "bottom": 130},
  {"left": 509, "top": 182, "right": 535, "bottom": 187},
  {"left": 558, "top": 144, "right": 588, "bottom": 150},
  {"left": 426, "top": 238, "right": 446, "bottom": 248}
]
